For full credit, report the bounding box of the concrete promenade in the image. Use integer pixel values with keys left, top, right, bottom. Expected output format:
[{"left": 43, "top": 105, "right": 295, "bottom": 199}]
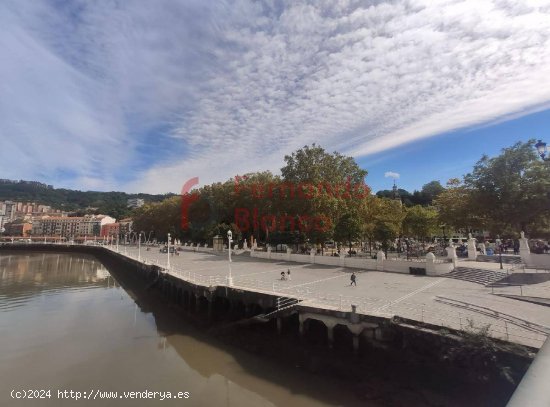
[{"left": 114, "top": 245, "right": 549, "bottom": 348}]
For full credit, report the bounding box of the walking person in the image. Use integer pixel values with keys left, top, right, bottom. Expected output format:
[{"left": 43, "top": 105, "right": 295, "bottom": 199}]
[
  {"left": 280, "top": 271, "right": 286, "bottom": 281},
  {"left": 350, "top": 272, "right": 357, "bottom": 286},
  {"left": 513, "top": 240, "right": 520, "bottom": 255},
  {"left": 287, "top": 269, "right": 291, "bottom": 281}
]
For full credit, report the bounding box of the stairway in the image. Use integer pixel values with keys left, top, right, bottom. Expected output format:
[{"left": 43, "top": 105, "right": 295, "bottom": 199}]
[
  {"left": 254, "top": 297, "right": 301, "bottom": 321},
  {"left": 476, "top": 254, "right": 522, "bottom": 264},
  {"left": 444, "top": 267, "right": 508, "bottom": 286}
]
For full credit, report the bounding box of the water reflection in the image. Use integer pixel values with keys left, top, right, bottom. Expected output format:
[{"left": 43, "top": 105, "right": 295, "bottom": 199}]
[
  {"left": 0, "top": 252, "right": 112, "bottom": 311},
  {"left": 0, "top": 252, "right": 369, "bottom": 407}
]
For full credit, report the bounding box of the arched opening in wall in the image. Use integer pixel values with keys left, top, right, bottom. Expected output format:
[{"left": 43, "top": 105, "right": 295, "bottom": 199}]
[
  {"left": 248, "top": 303, "right": 263, "bottom": 317},
  {"left": 197, "top": 296, "right": 209, "bottom": 313},
  {"left": 232, "top": 300, "right": 246, "bottom": 319},
  {"left": 359, "top": 329, "right": 377, "bottom": 358},
  {"left": 213, "top": 296, "right": 229, "bottom": 316},
  {"left": 305, "top": 319, "right": 328, "bottom": 348},
  {"left": 333, "top": 324, "right": 353, "bottom": 353},
  {"left": 183, "top": 291, "right": 190, "bottom": 309},
  {"left": 171, "top": 284, "right": 178, "bottom": 302},
  {"left": 286, "top": 313, "right": 300, "bottom": 337}
]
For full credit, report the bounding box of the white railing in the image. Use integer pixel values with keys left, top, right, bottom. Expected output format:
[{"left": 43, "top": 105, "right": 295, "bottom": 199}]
[{"left": 104, "top": 245, "right": 548, "bottom": 347}]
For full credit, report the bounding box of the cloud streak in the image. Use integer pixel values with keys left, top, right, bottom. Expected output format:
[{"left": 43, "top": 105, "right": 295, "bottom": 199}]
[{"left": 2, "top": 0, "right": 550, "bottom": 193}]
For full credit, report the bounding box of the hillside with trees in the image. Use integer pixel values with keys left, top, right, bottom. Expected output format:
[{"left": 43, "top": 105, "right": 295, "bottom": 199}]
[{"left": 0, "top": 179, "right": 173, "bottom": 219}]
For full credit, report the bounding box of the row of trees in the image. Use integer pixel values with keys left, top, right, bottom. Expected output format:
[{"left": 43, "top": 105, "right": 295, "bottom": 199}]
[
  {"left": 435, "top": 141, "right": 550, "bottom": 238},
  {"left": 133, "top": 140, "right": 550, "bottom": 250}
]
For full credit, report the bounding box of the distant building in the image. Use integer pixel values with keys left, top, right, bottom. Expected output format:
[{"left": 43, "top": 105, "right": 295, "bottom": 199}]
[
  {"left": 31, "top": 215, "right": 116, "bottom": 238},
  {"left": 391, "top": 181, "right": 402, "bottom": 206},
  {"left": 0, "top": 200, "right": 62, "bottom": 220},
  {"left": 5, "top": 220, "right": 32, "bottom": 237},
  {"left": 118, "top": 218, "right": 133, "bottom": 236},
  {"left": 100, "top": 223, "right": 120, "bottom": 238},
  {"left": 2, "top": 201, "right": 17, "bottom": 221},
  {"left": 127, "top": 198, "right": 145, "bottom": 209}
]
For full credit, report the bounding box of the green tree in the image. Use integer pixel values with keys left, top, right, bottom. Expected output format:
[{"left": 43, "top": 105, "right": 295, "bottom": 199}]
[
  {"left": 434, "top": 178, "right": 478, "bottom": 234},
  {"left": 133, "top": 196, "right": 181, "bottom": 241},
  {"left": 280, "top": 144, "right": 369, "bottom": 245},
  {"left": 464, "top": 140, "right": 550, "bottom": 236},
  {"left": 334, "top": 211, "right": 362, "bottom": 251},
  {"left": 370, "top": 198, "right": 405, "bottom": 254},
  {"left": 402, "top": 205, "right": 439, "bottom": 242}
]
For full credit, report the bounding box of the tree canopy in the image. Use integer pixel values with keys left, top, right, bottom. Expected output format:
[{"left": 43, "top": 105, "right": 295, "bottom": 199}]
[{"left": 129, "top": 140, "right": 550, "bottom": 246}]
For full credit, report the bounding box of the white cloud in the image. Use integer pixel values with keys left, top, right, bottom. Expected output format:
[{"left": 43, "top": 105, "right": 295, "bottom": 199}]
[
  {"left": 384, "top": 172, "right": 400, "bottom": 179},
  {"left": 2, "top": 0, "right": 550, "bottom": 192}
]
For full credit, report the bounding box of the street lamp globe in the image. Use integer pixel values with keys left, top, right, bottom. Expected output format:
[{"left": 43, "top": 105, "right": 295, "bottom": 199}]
[
  {"left": 226, "top": 230, "right": 233, "bottom": 286},
  {"left": 535, "top": 139, "right": 548, "bottom": 161}
]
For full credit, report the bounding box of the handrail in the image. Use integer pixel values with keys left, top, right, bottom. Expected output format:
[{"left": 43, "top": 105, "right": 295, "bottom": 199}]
[
  {"left": 507, "top": 337, "right": 550, "bottom": 407},
  {"left": 100, "top": 245, "right": 547, "bottom": 347}
]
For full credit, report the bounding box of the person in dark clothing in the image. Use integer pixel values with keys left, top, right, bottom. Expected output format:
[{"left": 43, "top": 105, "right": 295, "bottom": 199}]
[{"left": 350, "top": 272, "right": 357, "bottom": 286}]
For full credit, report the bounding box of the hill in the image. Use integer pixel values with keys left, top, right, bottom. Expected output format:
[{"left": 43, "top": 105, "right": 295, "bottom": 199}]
[{"left": 0, "top": 179, "right": 174, "bottom": 219}]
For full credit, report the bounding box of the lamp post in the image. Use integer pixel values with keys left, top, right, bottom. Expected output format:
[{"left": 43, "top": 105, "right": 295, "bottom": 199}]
[
  {"left": 167, "top": 233, "right": 171, "bottom": 270},
  {"left": 227, "top": 230, "right": 233, "bottom": 286},
  {"left": 138, "top": 232, "right": 142, "bottom": 262},
  {"left": 497, "top": 235, "right": 503, "bottom": 270},
  {"left": 535, "top": 139, "right": 549, "bottom": 161}
]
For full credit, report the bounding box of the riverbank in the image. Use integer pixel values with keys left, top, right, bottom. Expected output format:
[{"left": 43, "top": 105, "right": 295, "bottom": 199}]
[
  {"left": 1, "top": 245, "right": 536, "bottom": 406},
  {"left": 96, "top": 247, "right": 533, "bottom": 406}
]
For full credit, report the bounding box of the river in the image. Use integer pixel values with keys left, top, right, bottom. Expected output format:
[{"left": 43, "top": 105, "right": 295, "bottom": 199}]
[{"left": 0, "top": 251, "right": 369, "bottom": 406}]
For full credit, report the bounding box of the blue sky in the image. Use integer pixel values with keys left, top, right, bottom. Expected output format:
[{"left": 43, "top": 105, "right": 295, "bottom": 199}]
[
  {"left": 1, "top": 0, "right": 550, "bottom": 194},
  {"left": 363, "top": 107, "right": 550, "bottom": 192}
]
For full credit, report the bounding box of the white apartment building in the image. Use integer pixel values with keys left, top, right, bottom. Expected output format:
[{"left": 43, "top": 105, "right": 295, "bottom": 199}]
[
  {"left": 127, "top": 198, "right": 144, "bottom": 209},
  {"left": 32, "top": 215, "right": 116, "bottom": 238}
]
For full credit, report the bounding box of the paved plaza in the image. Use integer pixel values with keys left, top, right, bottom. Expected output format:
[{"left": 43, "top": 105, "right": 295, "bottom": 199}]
[{"left": 116, "top": 245, "right": 550, "bottom": 348}]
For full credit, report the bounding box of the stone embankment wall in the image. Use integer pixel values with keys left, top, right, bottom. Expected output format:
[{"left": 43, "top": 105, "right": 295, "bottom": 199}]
[{"left": 0, "top": 244, "right": 535, "bottom": 405}]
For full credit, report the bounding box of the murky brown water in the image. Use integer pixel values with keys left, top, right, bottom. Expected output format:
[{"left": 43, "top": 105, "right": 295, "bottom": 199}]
[{"left": 0, "top": 252, "right": 367, "bottom": 406}]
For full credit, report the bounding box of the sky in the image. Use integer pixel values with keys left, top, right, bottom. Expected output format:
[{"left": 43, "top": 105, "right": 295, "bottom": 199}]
[{"left": 1, "top": 0, "right": 550, "bottom": 194}]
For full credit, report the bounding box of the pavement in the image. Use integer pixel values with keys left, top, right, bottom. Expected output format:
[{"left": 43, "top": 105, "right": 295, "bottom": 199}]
[{"left": 115, "top": 245, "right": 550, "bottom": 348}]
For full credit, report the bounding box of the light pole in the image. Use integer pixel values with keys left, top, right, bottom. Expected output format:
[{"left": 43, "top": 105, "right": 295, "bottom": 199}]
[
  {"left": 535, "top": 139, "right": 549, "bottom": 161},
  {"left": 227, "top": 230, "right": 233, "bottom": 286},
  {"left": 497, "top": 235, "right": 503, "bottom": 270},
  {"left": 167, "top": 233, "right": 171, "bottom": 270},
  {"left": 116, "top": 234, "right": 119, "bottom": 252},
  {"left": 138, "top": 232, "right": 142, "bottom": 262}
]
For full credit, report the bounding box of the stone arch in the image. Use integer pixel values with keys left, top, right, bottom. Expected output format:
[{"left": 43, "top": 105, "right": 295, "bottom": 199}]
[
  {"left": 197, "top": 295, "right": 209, "bottom": 313},
  {"left": 333, "top": 324, "right": 354, "bottom": 352},
  {"left": 304, "top": 318, "right": 328, "bottom": 347}
]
